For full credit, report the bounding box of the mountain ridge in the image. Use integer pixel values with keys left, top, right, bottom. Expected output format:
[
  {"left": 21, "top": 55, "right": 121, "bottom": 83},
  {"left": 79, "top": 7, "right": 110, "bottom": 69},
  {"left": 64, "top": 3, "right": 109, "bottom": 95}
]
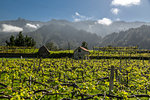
[
  {"left": 1, "top": 18, "right": 150, "bottom": 49},
  {"left": 100, "top": 25, "right": 150, "bottom": 49}
]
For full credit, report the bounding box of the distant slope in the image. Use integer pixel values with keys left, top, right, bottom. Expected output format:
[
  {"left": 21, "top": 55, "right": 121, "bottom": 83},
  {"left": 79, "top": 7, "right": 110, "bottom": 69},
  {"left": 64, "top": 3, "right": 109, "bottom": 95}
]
[
  {"left": 0, "top": 18, "right": 45, "bottom": 33},
  {"left": 47, "top": 20, "right": 150, "bottom": 37},
  {"left": 27, "top": 23, "right": 101, "bottom": 49},
  {"left": 1, "top": 18, "right": 150, "bottom": 49},
  {"left": 1, "top": 18, "right": 150, "bottom": 36},
  {"left": 100, "top": 25, "right": 150, "bottom": 49}
]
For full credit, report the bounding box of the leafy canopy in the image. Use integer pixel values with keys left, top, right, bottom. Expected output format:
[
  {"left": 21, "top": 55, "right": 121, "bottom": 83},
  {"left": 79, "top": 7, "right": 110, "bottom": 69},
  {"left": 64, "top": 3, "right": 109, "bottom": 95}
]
[{"left": 6, "top": 32, "right": 36, "bottom": 47}]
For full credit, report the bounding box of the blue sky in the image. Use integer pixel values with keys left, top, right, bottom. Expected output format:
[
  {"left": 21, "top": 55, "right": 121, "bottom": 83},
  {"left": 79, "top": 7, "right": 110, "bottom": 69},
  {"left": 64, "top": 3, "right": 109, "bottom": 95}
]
[{"left": 0, "top": 0, "right": 150, "bottom": 22}]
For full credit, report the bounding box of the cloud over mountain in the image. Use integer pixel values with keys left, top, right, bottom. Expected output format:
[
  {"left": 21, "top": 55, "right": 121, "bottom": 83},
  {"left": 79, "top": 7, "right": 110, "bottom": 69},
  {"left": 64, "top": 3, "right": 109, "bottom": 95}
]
[
  {"left": 1, "top": 24, "right": 23, "bottom": 32},
  {"left": 25, "top": 23, "right": 39, "bottom": 29},
  {"left": 1, "top": 19, "right": 150, "bottom": 48},
  {"left": 73, "top": 12, "right": 93, "bottom": 22},
  {"left": 96, "top": 18, "right": 112, "bottom": 26}
]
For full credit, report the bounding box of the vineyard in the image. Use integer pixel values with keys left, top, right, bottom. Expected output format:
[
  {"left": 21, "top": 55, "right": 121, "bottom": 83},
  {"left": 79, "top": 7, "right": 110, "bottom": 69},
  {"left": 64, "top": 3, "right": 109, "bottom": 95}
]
[
  {"left": 0, "top": 46, "right": 38, "bottom": 53},
  {"left": 1, "top": 46, "right": 150, "bottom": 58},
  {"left": 0, "top": 57, "right": 150, "bottom": 100},
  {"left": 90, "top": 47, "right": 150, "bottom": 58}
]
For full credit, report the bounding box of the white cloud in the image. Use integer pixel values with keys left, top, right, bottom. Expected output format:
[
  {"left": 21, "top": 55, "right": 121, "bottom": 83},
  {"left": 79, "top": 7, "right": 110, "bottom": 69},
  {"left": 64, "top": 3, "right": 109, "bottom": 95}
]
[
  {"left": 74, "top": 18, "right": 81, "bottom": 22},
  {"left": 36, "top": 24, "right": 40, "bottom": 27},
  {"left": 73, "top": 12, "right": 94, "bottom": 22},
  {"left": 25, "top": 23, "right": 38, "bottom": 29},
  {"left": 111, "top": 8, "right": 120, "bottom": 15},
  {"left": 112, "top": 0, "right": 141, "bottom": 6},
  {"left": 96, "top": 18, "right": 112, "bottom": 26},
  {"left": 75, "top": 12, "right": 80, "bottom": 16},
  {"left": 116, "top": 18, "right": 121, "bottom": 21},
  {"left": 75, "top": 12, "right": 85, "bottom": 19},
  {"left": 1, "top": 24, "right": 23, "bottom": 32}
]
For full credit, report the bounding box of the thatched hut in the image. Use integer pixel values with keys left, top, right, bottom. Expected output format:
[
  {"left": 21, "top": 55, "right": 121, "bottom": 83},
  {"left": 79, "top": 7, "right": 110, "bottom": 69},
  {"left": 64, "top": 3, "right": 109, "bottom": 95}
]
[{"left": 38, "top": 45, "right": 50, "bottom": 57}]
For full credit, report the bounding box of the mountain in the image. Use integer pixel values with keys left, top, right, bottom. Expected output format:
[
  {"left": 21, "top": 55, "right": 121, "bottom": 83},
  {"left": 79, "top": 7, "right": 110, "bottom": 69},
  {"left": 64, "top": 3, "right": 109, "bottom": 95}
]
[
  {"left": 0, "top": 18, "right": 45, "bottom": 46},
  {"left": 1, "top": 18, "right": 150, "bottom": 36},
  {"left": 1, "top": 18, "right": 150, "bottom": 49},
  {"left": 0, "top": 18, "right": 45, "bottom": 33},
  {"left": 27, "top": 23, "right": 101, "bottom": 49},
  {"left": 100, "top": 25, "right": 150, "bottom": 49},
  {"left": 47, "top": 20, "right": 150, "bottom": 37}
]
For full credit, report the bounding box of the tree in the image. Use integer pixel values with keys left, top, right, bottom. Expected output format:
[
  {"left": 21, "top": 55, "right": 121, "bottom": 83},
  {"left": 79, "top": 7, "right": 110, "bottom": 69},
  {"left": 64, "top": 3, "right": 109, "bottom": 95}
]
[
  {"left": 5, "top": 32, "right": 36, "bottom": 47},
  {"left": 24, "top": 36, "right": 36, "bottom": 47},
  {"left": 15, "top": 32, "right": 25, "bottom": 46},
  {"left": 30, "top": 38, "right": 36, "bottom": 47},
  {"left": 6, "top": 35, "right": 15, "bottom": 46},
  {"left": 81, "top": 41, "right": 88, "bottom": 49},
  {"left": 67, "top": 42, "right": 70, "bottom": 50}
]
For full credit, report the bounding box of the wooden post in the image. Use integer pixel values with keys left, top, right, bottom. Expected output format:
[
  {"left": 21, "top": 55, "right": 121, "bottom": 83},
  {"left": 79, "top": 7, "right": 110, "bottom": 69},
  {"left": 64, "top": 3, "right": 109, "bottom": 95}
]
[
  {"left": 109, "top": 66, "right": 114, "bottom": 95},
  {"left": 64, "top": 73, "right": 65, "bottom": 83},
  {"left": 142, "top": 57, "right": 144, "bottom": 65},
  {"left": 38, "top": 58, "right": 42, "bottom": 72},
  {"left": 126, "top": 71, "right": 128, "bottom": 87},
  {"left": 72, "top": 87, "right": 75, "bottom": 99},
  {"left": 93, "top": 70, "right": 95, "bottom": 76},
  {"left": 19, "top": 63, "right": 22, "bottom": 83},
  {"left": 146, "top": 86, "right": 148, "bottom": 94},
  {"left": 29, "top": 61, "right": 32, "bottom": 90},
  {"left": 115, "top": 69, "right": 118, "bottom": 82},
  {"left": 2, "top": 58, "right": 3, "bottom": 66},
  {"left": 82, "top": 71, "right": 84, "bottom": 81},
  {"left": 119, "top": 58, "right": 122, "bottom": 72},
  {"left": 59, "top": 72, "right": 61, "bottom": 81},
  {"left": 11, "top": 75, "right": 14, "bottom": 89}
]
